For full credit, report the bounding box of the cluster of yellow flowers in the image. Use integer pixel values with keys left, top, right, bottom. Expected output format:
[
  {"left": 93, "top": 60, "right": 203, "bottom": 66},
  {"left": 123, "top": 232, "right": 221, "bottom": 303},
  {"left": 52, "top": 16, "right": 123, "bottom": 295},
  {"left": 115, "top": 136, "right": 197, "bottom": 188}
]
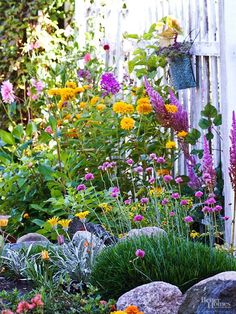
[
  {"left": 48, "top": 81, "right": 87, "bottom": 109},
  {"left": 113, "top": 102, "right": 134, "bottom": 115},
  {"left": 165, "top": 141, "right": 176, "bottom": 149},
  {"left": 75, "top": 210, "right": 90, "bottom": 220},
  {"left": 177, "top": 130, "right": 188, "bottom": 138},
  {"left": 136, "top": 98, "right": 153, "bottom": 115},
  {"left": 149, "top": 187, "right": 163, "bottom": 197},
  {"left": 98, "top": 203, "right": 112, "bottom": 213},
  {"left": 47, "top": 217, "right": 71, "bottom": 230}
]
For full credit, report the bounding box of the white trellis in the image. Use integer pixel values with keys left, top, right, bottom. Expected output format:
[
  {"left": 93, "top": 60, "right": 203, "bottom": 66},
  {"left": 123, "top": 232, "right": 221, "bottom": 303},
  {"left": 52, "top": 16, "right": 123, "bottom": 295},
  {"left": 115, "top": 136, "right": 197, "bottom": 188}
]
[{"left": 74, "top": 0, "right": 235, "bottom": 243}]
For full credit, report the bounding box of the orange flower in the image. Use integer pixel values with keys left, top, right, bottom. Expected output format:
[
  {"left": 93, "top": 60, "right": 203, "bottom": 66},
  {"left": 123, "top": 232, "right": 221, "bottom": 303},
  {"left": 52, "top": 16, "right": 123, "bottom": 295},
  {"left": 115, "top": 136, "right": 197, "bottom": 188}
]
[
  {"left": 157, "top": 169, "right": 170, "bottom": 176},
  {"left": 125, "top": 305, "right": 144, "bottom": 314}
]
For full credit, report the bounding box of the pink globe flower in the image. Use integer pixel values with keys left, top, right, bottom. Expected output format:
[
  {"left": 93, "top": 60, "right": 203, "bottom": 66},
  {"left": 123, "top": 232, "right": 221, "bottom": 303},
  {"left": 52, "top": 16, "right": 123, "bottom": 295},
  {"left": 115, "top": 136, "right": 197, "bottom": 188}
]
[
  {"left": 134, "top": 166, "right": 143, "bottom": 173},
  {"left": 213, "top": 205, "right": 222, "bottom": 212},
  {"left": 1, "top": 80, "right": 15, "bottom": 103},
  {"left": 202, "top": 206, "right": 211, "bottom": 213},
  {"left": 163, "top": 175, "right": 173, "bottom": 182},
  {"left": 175, "top": 177, "right": 183, "bottom": 184},
  {"left": 84, "top": 53, "right": 91, "bottom": 62},
  {"left": 84, "top": 173, "right": 94, "bottom": 181},
  {"left": 140, "top": 197, "right": 149, "bottom": 205},
  {"left": 133, "top": 214, "right": 144, "bottom": 222},
  {"left": 161, "top": 198, "right": 169, "bottom": 205},
  {"left": 169, "top": 211, "right": 175, "bottom": 217},
  {"left": 180, "top": 199, "right": 189, "bottom": 206},
  {"left": 204, "top": 197, "right": 216, "bottom": 205},
  {"left": 184, "top": 216, "right": 193, "bottom": 223},
  {"left": 45, "top": 126, "right": 53, "bottom": 134},
  {"left": 171, "top": 193, "right": 180, "bottom": 199},
  {"left": 76, "top": 184, "right": 86, "bottom": 191},
  {"left": 149, "top": 153, "right": 157, "bottom": 160},
  {"left": 126, "top": 158, "right": 134, "bottom": 165},
  {"left": 195, "top": 191, "right": 203, "bottom": 198},
  {"left": 124, "top": 199, "right": 132, "bottom": 205},
  {"left": 110, "top": 186, "right": 120, "bottom": 198},
  {"left": 146, "top": 167, "right": 153, "bottom": 174},
  {"left": 149, "top": 177, "right": 155, "bottom": 184},
  {"left": 156, "top": 157, "right": 166, "bottom": 164},
  {"left": 135, "top": 249, "right": 145, "bottom": 258}
]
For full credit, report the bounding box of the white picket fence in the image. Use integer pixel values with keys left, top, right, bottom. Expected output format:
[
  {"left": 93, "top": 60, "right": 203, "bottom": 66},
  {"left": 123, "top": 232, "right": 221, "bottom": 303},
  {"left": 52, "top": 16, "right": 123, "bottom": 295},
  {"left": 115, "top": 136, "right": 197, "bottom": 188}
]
[{"left": 74, "top": 0, "right": 235, "bottom": 243}]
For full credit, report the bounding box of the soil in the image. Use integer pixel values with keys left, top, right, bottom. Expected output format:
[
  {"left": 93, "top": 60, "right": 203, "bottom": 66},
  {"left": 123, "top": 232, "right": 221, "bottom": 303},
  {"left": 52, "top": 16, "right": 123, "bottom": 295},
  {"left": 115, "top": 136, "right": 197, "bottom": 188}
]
[{"left": 0, "top": 276, "right": 33, "bottom": 294}]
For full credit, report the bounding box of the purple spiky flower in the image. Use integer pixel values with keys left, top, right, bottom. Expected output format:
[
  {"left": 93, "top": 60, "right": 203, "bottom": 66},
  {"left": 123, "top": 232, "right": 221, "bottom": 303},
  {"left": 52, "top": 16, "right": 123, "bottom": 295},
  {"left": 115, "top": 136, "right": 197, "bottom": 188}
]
[
  {"left": 229, "top": 111, "right": 236, "bottom": 191},
  {"left": 202, "top": 136, "right": 216, "bottom": 187}
]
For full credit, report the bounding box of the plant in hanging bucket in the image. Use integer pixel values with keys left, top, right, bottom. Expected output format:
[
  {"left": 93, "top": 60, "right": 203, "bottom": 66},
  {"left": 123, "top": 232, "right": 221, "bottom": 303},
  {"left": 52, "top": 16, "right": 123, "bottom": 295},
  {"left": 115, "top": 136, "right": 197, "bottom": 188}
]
[{"left": 156, "top": 16, "right": 197, "bottom": 90}]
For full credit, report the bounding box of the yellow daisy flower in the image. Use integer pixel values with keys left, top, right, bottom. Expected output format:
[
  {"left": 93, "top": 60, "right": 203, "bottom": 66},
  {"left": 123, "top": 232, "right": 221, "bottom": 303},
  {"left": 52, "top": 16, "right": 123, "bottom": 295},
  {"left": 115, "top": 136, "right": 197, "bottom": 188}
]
[
  {"left": 165, "top": 141, "right": 176, "bottom": 149},
  {"left": 120, "top": 117, "right": 135, "bottom": 130}
]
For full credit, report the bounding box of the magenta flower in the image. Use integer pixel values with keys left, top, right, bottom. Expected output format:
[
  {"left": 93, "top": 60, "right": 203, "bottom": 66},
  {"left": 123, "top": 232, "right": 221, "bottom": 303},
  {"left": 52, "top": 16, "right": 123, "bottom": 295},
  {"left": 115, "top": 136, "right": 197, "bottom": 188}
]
[
  {"left": 184, "top": 216, "right": 193, "bottom": 223},
  {"left": 1, "top": 80, "right": 15, "bottom": 103},
  {"left": 161, "top": 198, "right": 169, "bottom": 205},
  {"left": 169, "top": 211, "right": 175, "bottom": 217},
  {"left": 180, "top": 199, "right": 189, "bottom": 206},
  {"left": 84, "top": 53, "right": 91, "bottom": 62},
  {"left": 202, "top": 206, "right": 212, "bottom": 213},
  {"left": 110, "top": 186, "right": 120, "bottom": 198},
  {"left": 149, "top": 177, "right": 155, "bottom": 184},
  {"left": 163, "top": 175, "right": 173, "bottom": 182},
  {"left": 175, "top": 177, "right": 183, "bottom": 184},
  {"left": 195, "top": 191, "right": 203, "bottom": 198},
  {"left": 213, "top": 205, "right": 222, "bottom": 212},
  {"left": 229, "top": 111, "right": 236, "bottom": 191},
  {"left": 134, "top": 166, "right": 143, "bottom": 173},
  {"left": 171, "top": 193, "right": 180, "bottom": 199},
  {"left": 45, "top": 126, "right": 53, "bottom": 134},
  {"left": 76, "top": 184, "right": 86, "bottom": 191},
  {"left": 133, "top": 214, "right": 144, "bottom": 222},
  {"left": 84, "top": 173, "right": 94, "bottom": 181},
  {"left": 146, "top": 167, "right": 153, "bottom": 174},
  {"left": 149, "top": 153, "right": 157, "bottom": 160},
  {"left": 156, "top": 157, "right": 166, "bottom": 164},
  {"left": 124, "top": 199, "right": 132, "bottom": 205},
  {"left": 140, "top": 197, "right": 149, "bottom": 205},
  {"left": 223, "top": 216, "right": 230, "bottom": 221},
  {"left": 98, "top": 161, "right": 116, "bottom": 171},
  {"left": 204, "top": 197, "right": 216, "bottom": 205},
  {"left": 126, "top": 158, "right": 134, "bottom": 165},
  {"left": 135, "top": 249, "right": 145, "bottom": 258}
]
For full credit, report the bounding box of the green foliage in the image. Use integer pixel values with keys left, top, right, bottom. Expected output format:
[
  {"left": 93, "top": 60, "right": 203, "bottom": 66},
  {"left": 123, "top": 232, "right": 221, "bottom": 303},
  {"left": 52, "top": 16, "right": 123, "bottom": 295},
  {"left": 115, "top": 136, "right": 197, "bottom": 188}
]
[{"left": 91, "top": 235, "right": 236, "bottom": 299}]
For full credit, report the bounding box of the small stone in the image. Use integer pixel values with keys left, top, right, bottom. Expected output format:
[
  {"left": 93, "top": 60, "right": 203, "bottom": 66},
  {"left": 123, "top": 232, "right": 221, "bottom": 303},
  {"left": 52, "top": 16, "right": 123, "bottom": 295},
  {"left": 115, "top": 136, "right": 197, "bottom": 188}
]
[{"left": 117, "top": 281, "right": 183, "bottom": 314}]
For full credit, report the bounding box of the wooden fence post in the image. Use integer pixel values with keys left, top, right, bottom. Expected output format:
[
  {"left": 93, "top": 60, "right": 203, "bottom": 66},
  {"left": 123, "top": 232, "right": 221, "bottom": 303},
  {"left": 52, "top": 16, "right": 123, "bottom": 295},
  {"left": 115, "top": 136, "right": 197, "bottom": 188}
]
[{"left": 219, "top": 0, "right": 236, "bottom": 243}]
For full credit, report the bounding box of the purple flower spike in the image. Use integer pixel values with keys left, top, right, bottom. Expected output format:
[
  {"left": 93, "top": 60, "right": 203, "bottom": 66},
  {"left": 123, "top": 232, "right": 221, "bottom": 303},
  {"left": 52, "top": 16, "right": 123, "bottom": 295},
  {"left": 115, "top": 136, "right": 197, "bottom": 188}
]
[
  {"left": 100, "top": 72, "right": 120, "bottom": 96},
  {"left": 229, "top": 111, "right": 236, "bottom": 191},
  {"left": 202, "top": 136, "right": 216, "bottom": 186}
]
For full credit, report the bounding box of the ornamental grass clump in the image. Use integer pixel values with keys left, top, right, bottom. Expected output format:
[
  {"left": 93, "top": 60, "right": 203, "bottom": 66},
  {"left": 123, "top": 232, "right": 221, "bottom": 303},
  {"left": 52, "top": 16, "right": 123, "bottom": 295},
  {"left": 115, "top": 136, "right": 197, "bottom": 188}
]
[{"left": 91, "top": 234, "right": 236, "bottom": 299}]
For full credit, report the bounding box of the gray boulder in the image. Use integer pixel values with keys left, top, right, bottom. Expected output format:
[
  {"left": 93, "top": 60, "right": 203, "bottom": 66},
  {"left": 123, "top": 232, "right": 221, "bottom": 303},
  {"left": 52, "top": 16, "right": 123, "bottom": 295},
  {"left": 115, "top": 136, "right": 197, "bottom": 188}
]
[
  {"left": 117, "top": 281, "right": 183, "bottom": 314},
  {"left": 72, "top": 231, "right": 105, "bottom": 251},
  {"left": 126, "top": 226, "right": 167, "bottom": 239},
  {"left": 178, "top": 271, "right": 236, "bottom": 314},
  {"left": 17, "top": 233, "right": 49, "bottom": 243}
]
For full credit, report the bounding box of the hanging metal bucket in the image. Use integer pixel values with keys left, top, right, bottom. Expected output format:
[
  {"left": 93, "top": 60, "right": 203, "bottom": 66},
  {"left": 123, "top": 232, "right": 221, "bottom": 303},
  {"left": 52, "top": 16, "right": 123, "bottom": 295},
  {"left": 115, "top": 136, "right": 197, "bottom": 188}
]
[{"left": 168, "top": 54, "right": 196, "bottom": 90}]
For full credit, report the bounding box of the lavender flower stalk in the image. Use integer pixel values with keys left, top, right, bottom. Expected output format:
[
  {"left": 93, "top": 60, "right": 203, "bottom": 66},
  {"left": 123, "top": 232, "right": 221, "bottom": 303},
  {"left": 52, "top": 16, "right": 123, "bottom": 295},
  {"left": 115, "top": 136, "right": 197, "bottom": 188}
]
[
  {"left": 169, "top": 89, "right": 189, "bottom": 132},
  {"left": 229, "top": 111, "right": 236, "bottom": 191},
  {"left": 229, "top": 111, "right": 236, "bottom": 252},
  {"left": 202, "top": 135, "right": 216, "bottom": 189},
  {"left": 100, "top": 72, "right": 120, "bottom": 96}
]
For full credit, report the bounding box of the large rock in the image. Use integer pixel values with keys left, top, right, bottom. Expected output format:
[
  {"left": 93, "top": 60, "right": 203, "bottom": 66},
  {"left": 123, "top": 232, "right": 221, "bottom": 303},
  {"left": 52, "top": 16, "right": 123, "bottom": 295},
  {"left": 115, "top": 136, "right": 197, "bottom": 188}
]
[
  {"left": 72, "top": 231, "right": 105, "bottom": 251},
  {"left": 17, "top": 233, "right": 49, "bottom": 243},
  {"left": 126, "top": 226, "right": 167, "bottom": 239},
  {"left": 69, "top": 217, "right": 118, "bottom": 245},
  {"left": 179, "top": 271, "right": 236, "bottom": 314},
  {"left": 117, "top": 281, "right": 183, "bottom": 314}
]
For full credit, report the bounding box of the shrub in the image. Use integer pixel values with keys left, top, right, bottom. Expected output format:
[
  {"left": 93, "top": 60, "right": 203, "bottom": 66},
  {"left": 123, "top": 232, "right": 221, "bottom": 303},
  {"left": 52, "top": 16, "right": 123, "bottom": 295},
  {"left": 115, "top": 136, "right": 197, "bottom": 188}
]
[{"left": 91, "top": 235, "right": 236, "bottom": 299}]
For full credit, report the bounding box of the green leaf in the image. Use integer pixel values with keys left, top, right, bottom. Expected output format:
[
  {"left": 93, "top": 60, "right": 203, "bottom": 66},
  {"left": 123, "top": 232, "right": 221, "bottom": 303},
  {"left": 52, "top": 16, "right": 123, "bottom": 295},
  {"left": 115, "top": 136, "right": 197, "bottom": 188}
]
[
  {"left": 186, "top": 128, "right": 201, "bottom": 145},
  {"left": 206, "top": 132, "right": 214, "bottom": 140},
  {"left": 198, "top": 118, "right": 211, "bottom": 129},
  {"left": 32, "top": 219, "right": 45, "bottom": 227},
  {"left": 201, "top": 103, "right": 218, "bottom": 118},
  {"left": 0, "top": 130, "right": 15, "bottom": 145},
  {"left": 213, "top": 114, "right": 222, "bottom": 126},
  {"left": 49, "top": 115, "right": 57, "bottom": 131},
  {"left": 123, "top": 33, "right": 139, "bottom": 39}
]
